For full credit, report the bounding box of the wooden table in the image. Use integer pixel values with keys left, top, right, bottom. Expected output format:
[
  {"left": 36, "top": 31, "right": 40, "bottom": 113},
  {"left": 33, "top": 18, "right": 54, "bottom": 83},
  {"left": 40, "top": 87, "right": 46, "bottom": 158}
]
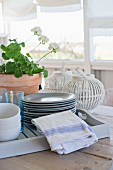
[{"left": 0, "top": 105, "right": 113, "bottom": 170}]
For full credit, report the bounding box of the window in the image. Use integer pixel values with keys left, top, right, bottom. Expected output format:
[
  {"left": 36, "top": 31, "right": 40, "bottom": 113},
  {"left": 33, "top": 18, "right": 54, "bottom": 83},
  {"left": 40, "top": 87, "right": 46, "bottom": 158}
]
[
  {"left": 90, "top": 28, "right": 113, "bottom": 61},
  {"left": 8, "top": 0, "right": 113, "bottom": 62},
  {"left": 86, "top": 0, "right": 113, "bottom": 61},
  {"left": 93, "top": 36, "right": 113, "bottom": 60},
  {"left": 10, "top": 8, "right": 84, "bottom": 60}
]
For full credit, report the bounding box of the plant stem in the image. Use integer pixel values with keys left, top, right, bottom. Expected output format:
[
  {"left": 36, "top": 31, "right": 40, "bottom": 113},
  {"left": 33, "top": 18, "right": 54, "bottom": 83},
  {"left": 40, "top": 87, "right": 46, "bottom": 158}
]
[
  {"left": 36, "top": 50, "right": 53, "bottom": 63},
  {"left": 29, "top": 42, "right": 41, "bottom": 53},
  {"left": 25, "top": 35, "right": 34, "bottom": 43}
]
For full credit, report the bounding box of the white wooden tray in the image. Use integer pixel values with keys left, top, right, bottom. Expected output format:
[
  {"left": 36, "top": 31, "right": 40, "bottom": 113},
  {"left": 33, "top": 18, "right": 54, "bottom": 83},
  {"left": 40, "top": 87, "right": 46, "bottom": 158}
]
[{"left": 0, "top": 110, "right": 110, "bottom": 159}]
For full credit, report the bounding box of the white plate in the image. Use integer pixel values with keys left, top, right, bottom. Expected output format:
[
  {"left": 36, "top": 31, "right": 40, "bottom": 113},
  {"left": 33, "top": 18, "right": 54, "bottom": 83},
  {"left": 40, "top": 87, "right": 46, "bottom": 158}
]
[
  {"left": 23, "top": 101, "right": 76, "bottom": 109},
  {"left": 24, "top": 93, "right": 75, "bottom": 104},
  {"left": 23, "top": 107, "right": 75, "bottom": 116},
  {"left": 24, "top": 105, "right": 75, "bottom": 112},
  {"left": 23, "top": 98, "right": 76, "bottom": 106}
]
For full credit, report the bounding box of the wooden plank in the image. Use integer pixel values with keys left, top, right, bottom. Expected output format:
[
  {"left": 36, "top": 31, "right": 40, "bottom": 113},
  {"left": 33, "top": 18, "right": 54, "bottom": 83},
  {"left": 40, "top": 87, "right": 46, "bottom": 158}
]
[
  {"left": 98, "top": 138, "right": 113, "bottom": 146},
  {"left": 81, "top": 142, "right": 113, "bottom": 160},
  {"left": 0, "top": 151, "right": 112, "bottom": 170}
]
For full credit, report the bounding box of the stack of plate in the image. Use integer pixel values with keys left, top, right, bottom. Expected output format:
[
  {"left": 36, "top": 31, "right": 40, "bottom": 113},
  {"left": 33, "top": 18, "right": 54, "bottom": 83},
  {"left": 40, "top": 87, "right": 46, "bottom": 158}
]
[{"left": 23, "top": 92, "right": 76, "bottom": 125}]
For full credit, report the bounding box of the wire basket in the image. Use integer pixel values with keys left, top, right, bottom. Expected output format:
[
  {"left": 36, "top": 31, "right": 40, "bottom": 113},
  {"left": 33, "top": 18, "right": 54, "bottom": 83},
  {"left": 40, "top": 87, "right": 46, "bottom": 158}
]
[
  {"left": 44, "top": 71, "right": 72, "bottom": 92},
  {"left": 64, "top": 68, "right": 105, "bottom": 111}
]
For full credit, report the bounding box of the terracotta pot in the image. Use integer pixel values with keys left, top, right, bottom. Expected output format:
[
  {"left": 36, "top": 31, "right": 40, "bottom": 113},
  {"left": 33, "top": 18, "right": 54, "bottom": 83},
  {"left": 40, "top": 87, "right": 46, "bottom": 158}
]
[{"left": 0, "top": 73, "right": 42, "bottom": 96}]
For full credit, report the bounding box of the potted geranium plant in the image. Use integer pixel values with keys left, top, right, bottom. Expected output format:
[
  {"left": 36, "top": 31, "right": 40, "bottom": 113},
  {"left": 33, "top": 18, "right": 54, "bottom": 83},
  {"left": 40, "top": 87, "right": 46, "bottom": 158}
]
[{"left": 0, "top": 26, "right": 59, "bottom": 95}]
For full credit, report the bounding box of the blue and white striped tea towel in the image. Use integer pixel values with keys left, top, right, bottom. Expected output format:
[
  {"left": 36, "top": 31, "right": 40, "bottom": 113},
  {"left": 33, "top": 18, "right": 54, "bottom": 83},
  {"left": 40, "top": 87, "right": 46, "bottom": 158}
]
[{"left": 32, "top": 111, "right": 98, "bottom": 154}]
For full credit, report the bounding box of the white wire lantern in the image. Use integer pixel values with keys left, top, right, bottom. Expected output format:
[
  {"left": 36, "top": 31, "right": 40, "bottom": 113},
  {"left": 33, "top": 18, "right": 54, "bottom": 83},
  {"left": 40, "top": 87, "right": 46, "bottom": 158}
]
[
  {"left": 64, "top": 68, "right": 105, "bottom": 111},
  {"left": 44, "top": 71, "right": 72, "bottom": 92}
]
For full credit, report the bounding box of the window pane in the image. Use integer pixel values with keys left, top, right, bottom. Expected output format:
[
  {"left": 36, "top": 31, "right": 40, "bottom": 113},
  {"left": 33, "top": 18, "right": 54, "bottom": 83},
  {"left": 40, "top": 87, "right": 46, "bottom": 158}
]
[
  {"left": 10, "top": 9, "right": 84, "bottom": 60},
  {"left": 93, "top": 36, "right": 113, "bottom": 60},
  {"left": 0, "top": 2, "right": 4, "bottom": 34}
]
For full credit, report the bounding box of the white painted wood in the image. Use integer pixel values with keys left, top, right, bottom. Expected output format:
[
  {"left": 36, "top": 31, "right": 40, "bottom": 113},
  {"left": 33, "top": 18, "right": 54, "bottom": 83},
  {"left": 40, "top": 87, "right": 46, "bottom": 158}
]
[
  {"left": 0, "top": 136, "right": 50, "bottom": 159},
  {"left": 91, "top": 124, "right": 110, "bottom": 139},
  {"left": 0, "top": 122, "right": 110, "bottom": 159},
  {"left": 0, "top": 34, "right": 7, "bottom": 37},
  {"left": 91, "top": 62, "right": 113, "bottom": 71},
  {"left": 82, "top": 0, "right": 91, "bottom": 74},
  {"left": 76, "top": 109, "right": 110, "bottom": 139},
  {"left": 102, "top": 88, "right": 113, "bottom": 107},
  {"left": 40, "top": 60, "right": 113, "bottom": 90},
  {"left": 40, "top": 59, "right": 84, "bottom": 70},
  {"left": 93, "top": 105, "right": 113, "bottom": 140},
  {"left": 0, "top": 105, "right": 111, "bottom": 159},
  {"left": 40, "top": 60, "right": 113, "bottom": 74}
]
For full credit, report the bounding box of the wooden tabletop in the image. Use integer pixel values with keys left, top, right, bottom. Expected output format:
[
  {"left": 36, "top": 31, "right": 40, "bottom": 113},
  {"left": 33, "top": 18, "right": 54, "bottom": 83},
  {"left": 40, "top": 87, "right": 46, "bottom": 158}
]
[{"left": 0, "top": 105, "right": 113, "bottom": 170}]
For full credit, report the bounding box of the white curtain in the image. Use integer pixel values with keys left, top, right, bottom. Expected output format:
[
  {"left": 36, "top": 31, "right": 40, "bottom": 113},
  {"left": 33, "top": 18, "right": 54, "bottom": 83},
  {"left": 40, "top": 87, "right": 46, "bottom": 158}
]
[
  {"left": 86, "top": 0, "right": 113, "bottom": 18},
  {"left": 3, "top": 0, "right": 37, "bottom": 22},
  {"left": 84, "top": 0, "right": 113, "bottom": 29},
  {"left": 37, "top": 0, "right": 81, "bottom": 12},
  {"left": 37, "top": 0, "right": 81, "bottom": 6},
  {"left": 40, "top": 4, "right": 81, "bottom": 13}
]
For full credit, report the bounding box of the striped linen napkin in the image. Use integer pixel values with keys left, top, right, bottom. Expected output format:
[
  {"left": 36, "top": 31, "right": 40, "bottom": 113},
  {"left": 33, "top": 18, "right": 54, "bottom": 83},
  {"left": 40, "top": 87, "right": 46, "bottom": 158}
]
[{"left": 32, "top": 111, "right": 98, "bottom": 154}]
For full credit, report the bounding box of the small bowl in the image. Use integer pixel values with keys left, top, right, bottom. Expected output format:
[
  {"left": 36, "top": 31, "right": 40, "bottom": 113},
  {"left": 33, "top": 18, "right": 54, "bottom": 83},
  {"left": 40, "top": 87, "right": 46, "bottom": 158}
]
[
  {"left": 0, "top": 103, "right": 21, "bottom": 141},
  {"left": 0, "top": 119, "right": 21, "bottom": 129},
  {"left": 0, "top": 122, "right": 21, "bottom": 142},
  {"left": 0, "top": 103, "right": 20, "bottom": 125}
]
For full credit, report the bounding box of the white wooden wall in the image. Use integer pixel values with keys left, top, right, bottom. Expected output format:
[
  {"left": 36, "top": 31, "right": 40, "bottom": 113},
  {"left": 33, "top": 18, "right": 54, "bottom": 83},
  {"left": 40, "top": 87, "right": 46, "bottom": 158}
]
[{"left": 40, "top": 60, "right": 113, "bottom": 90}]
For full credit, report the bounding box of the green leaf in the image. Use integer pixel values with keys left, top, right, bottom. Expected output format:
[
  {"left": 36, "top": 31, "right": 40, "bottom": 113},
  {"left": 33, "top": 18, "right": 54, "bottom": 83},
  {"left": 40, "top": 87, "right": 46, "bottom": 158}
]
[
  {"left": 20, "top": 42, "right": 25, "bottom": 47},
  {"left": 1, "top": 44, "right": 6, "bottom": 51},
  {"left": 8, "top": 43, "right": 21, "bottom": 51},
  {"left": 32, "top": 65, "right": 39, "bottom": 73},
  {"left": 0, "top": 66, "right": 2, "bottom": 73},
  {"left": 5, "top": 51, "right": 15, "bottom": 59},
  {"left": 23, "top": 66, "right": 31, "bottom": 74},
  {"left": 17, "top": 54, "right": 25, "bottom": 62},
  {"left": 0, "top": 37, "right": 49, "bottom": 78},
  {"left": 14, "top": 69, "right": 23, "bottom": 78},
  {"left": 43, "top": 69, "right": 48, "bottom": 78},
  {"left": 0, "top": 65, "right": 5, "bottom": 73},
  {"left": 5, "top": 62, "right": 16, "bottom": 73},
  {"left": 2, "top": 53, "right": 10, "bottom": 60},
  {"left": 28, "top": 70, "right": 33, "bottom": 76},
  {"left": 1, "top": 64, "right": 5, "bottom": 73},
  {"left": 9, "top": 39, "right": 17, "bottom": 42},
  {"left": 26, "top": 53, "right": 32, "bottom": 58}
]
